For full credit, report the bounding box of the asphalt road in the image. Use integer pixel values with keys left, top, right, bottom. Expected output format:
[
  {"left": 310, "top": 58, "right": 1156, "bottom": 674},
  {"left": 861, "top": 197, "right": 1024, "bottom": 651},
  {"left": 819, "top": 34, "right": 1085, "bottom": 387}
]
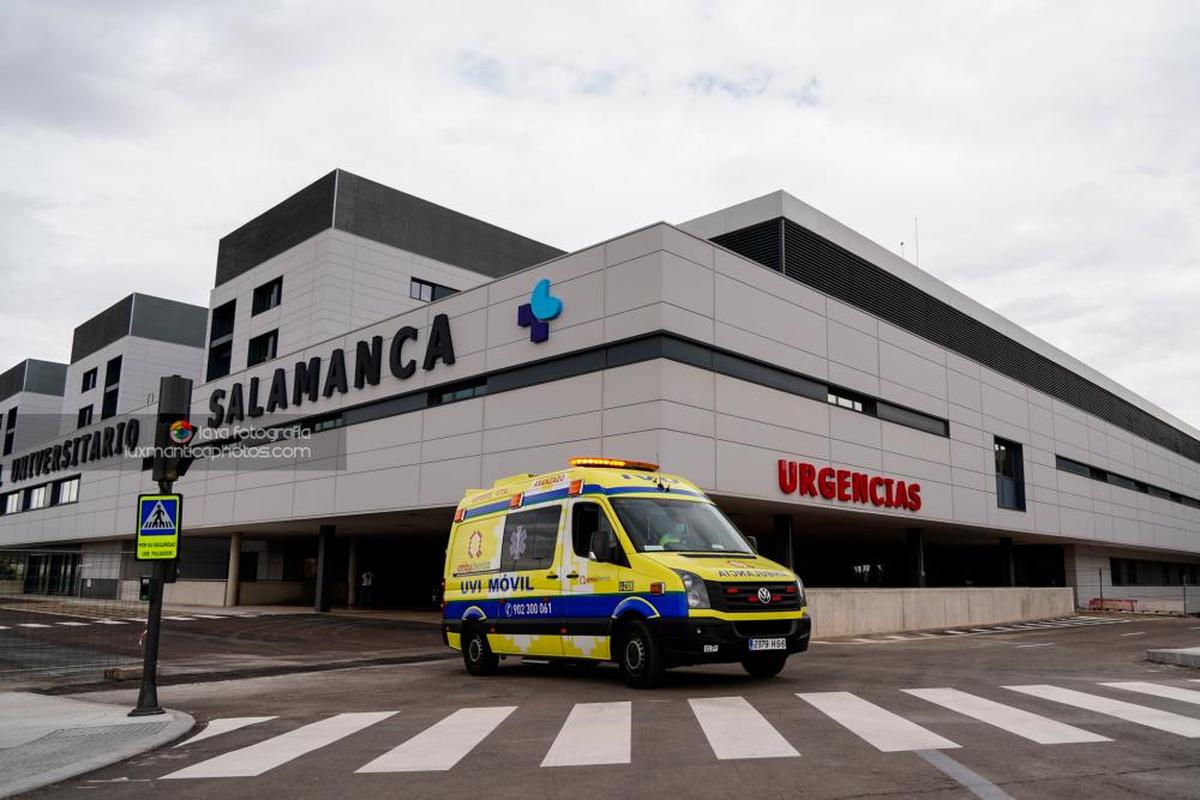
[
  {"left": 23, "top": 614, "right": 1200, "bottom": 799},
  {"left": 0, "top": 607, "right": 444, "bottom": 689}
]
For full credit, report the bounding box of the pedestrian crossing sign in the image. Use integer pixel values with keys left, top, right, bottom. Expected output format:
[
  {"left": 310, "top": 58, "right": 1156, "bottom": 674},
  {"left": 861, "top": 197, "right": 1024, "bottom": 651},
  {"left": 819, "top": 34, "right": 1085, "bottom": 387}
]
[{"left": 136, "top": 493, "right": 181, "bottom": 560}]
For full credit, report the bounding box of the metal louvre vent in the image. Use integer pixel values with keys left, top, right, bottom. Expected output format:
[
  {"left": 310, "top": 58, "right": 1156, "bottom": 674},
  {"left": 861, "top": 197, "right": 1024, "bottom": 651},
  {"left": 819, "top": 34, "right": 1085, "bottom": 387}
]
[
  {"left": 710, "top": 217, "right": 1200, "bottom": 465},
  {"left": 711, "top": 218, "right": 783, "bottom": 272}
]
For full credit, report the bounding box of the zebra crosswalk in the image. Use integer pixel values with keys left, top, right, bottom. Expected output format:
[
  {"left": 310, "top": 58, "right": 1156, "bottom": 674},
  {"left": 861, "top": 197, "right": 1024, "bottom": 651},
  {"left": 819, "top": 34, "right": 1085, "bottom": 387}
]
[{"left": 157, "top": 679, "right": 1200, "bottom": 780}]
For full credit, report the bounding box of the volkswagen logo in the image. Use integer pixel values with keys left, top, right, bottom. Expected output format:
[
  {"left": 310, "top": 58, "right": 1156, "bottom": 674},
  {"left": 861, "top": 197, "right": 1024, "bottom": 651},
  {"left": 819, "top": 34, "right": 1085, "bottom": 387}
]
[{"left": 757, "top": 586, "right": 772, "bottom": 604}]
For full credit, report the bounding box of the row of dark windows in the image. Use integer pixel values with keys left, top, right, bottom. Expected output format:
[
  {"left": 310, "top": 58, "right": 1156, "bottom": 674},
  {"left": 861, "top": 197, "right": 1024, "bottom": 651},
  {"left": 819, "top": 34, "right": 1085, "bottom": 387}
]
[
  {"left": 1110, "top": 557, "right": 1199, "bottom": 587},
  {"left": 1056, "top": 455, "right": 1200, "bottom": 510},
  {"left": 995, "top": 437, "right": 1026, "bottom": 512},
  {"left": 247, "top": 333, "right": 952, "bottom": 464},
  {"left": 0, "top": 475, "right": 79, "bottom": 515},
  {"left": 76, "top": 355, "right": 121, "bottom": 429},
  {"left": 206, "top": 276, "right": 459, "bottom": 381}
]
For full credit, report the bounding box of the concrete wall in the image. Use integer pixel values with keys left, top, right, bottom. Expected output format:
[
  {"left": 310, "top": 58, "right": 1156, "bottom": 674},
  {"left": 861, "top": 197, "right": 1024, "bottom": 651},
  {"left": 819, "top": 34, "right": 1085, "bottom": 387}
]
[{"left": 806, "top": 587, "right": 1074, "bottom": 638}]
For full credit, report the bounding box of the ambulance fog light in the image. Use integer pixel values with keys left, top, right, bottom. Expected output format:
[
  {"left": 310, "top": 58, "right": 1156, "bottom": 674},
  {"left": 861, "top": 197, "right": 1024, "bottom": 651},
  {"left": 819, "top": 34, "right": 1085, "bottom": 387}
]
[{"left": 674, "top": 570, "right": 710, "bottom": 610}]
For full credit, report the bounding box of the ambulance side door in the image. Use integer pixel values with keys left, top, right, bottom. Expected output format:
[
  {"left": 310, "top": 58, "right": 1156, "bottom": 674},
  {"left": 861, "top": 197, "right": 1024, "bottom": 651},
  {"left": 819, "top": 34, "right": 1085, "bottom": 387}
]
[
  {"left": 559, "top": 500, "right": 635, "bottom": 661},
  {"left": 491, "top": 505, "right": 564, "bottom": 658}
]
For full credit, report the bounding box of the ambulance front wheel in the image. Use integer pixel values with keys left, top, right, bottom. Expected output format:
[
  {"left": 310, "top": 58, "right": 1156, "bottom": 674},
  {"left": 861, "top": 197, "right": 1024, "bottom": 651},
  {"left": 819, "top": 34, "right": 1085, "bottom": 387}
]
[
  {"left": 741, "top": 652, "right": 788, "bottom": 679},
  {"left": 462, "top": 626, "right": 499, "bottom": 676},
  {"left": 618, "top": 620, "right": 665, "bottom": 688}
]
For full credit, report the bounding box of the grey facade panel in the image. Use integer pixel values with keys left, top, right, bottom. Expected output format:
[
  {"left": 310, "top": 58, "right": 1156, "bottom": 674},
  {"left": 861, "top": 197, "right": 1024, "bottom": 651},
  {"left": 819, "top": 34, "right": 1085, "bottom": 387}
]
[
  {"left": 0, "top": 361, "right": 26, "bottom": 403},
  {"left": 215, "top": 171, "right": 337, "bottom": 287},
  {"left": 22, "top": 360, "right": 67, "bottom": 397},
  {"left": 129, "top": 294, "right": 208, "bottom": 350},
  {"left": 711, "top": 217, "right": 1200, "bottom": 465},
  {"left": 70, "top": 294, "right": 134, "bottom": 364},
  {"left": 333, "top": 171, "right": 565, "bottom": 279}
]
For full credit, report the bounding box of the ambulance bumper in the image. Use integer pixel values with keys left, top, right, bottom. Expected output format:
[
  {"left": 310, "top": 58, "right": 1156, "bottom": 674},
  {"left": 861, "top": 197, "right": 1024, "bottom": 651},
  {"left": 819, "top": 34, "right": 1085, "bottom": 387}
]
[{"left": 653, "top": 615, "right": 811, "bottom": 665}]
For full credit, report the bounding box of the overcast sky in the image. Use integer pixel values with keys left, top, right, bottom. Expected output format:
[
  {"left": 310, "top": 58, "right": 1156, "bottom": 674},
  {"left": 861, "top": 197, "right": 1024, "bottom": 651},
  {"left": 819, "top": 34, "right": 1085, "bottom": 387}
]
[{"left": 2, "top": 1, "right": 1197, "bottom": 426}]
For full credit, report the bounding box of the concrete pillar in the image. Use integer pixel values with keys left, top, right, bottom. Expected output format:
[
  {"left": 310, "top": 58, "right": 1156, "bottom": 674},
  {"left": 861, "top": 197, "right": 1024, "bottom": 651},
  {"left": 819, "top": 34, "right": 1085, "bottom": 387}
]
[
  {"left": 314, "top": 525, "right": 335, "bottom": 613},
  {"left": 346, "top": 536, "right": 360, "bottom": 609},
  {"left": 224, "top": 532, "right": 241, "bottom": 607},
  {"left": 773, "top": 514, "right": 794, "bottom": 570},
  {"left": 999, "top": 537, "right": 1015, "bottom": 587},
  {"left": 907, "top": 528, "right": 926, "bottom": 588}
]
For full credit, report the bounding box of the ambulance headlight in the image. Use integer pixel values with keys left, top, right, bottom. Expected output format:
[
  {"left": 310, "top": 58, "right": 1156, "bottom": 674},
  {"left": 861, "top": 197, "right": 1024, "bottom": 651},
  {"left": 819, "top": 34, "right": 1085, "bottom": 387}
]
[{"left": 674, "top": 570, "right": 710, "bottom": 609}]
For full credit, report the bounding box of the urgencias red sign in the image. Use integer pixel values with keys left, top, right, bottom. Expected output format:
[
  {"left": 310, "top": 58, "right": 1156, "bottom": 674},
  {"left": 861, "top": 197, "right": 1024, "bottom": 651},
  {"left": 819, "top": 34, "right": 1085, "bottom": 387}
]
[{"left": 777, "top": 459, "right": 922, "bottom": 512}]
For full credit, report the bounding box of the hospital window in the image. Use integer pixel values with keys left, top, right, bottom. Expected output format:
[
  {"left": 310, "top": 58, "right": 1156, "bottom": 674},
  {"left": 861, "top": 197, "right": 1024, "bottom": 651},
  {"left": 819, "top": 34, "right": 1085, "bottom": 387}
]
[
  {"left": 247, "top": 329, "right": 278, "bottom": 367},
  {"left": 252, "top": 277, "right": 283, "bottom": 315},
  {"left": 54, "top": 477, "right": 79, "bottom": 505},
  {"left": 410, "top": 277, "right": 457, "bottom": 303},
  {"left": 81, "top": 368, "right": 97, "bottom": 392},
  {"left": 100, "top": 356, "right": 121, "bottom": 420},
  {"left": 994, "top": 437, "right": 1026, "bottom": 511},
  {"left": 77, "top": 405, "right": 93, "bottom": 429},
  {"left": 27, "top": 485, "right": 50, "bottom": 510},
  {"left": 500, "top": 506, "right": 562, "bottom": 572},
  {"left": 207, "top": 300, "right": 236, "bottom": 381},
  {"left": 4, "top": 492, "right": 20, "bottom": 514},
  {"left": 3, "top": 406, "right": 16, "bottom": 456},
  {"left": 826, "top": 391, "right": 865, "bottom": 413}
]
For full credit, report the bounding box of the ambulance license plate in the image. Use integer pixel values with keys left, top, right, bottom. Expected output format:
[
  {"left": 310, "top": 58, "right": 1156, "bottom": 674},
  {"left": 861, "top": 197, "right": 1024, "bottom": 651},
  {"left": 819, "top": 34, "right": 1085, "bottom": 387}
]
[{"left": 748, "top": 637, "right": 786, "bottom": 651}]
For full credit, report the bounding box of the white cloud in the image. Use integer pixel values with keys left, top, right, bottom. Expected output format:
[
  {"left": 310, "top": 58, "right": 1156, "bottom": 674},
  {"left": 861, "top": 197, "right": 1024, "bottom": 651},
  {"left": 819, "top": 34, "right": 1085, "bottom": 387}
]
[{"left": 1, "top": 0, "right": 1198, "bottom": 427}]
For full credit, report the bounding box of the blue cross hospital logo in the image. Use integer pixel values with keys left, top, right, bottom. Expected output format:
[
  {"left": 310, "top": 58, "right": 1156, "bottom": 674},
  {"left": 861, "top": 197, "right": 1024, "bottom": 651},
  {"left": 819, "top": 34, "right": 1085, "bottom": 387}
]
[{"left": 517, "top": 278, "right": 563, "bottom": 343}]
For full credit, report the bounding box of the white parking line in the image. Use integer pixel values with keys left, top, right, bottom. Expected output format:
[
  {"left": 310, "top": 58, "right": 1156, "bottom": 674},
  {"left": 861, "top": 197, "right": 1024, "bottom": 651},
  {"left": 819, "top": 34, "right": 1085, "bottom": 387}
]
[
  {"left": 1118, "top": 632, "right": 1146, "bottom": 637},
  {"left": 542, "top": 701, "right": 631, "bottom": 766},
  {"left": 18, "top": 623, "right": 50, "bottom": 628},
  {"left": 797, "top": 692, "right": 959, "bottom": 752},
  {"left": 1015, "top": 643, "right": 1055, "bottom": 648},
  {"left": 689, "top": 696, "right": 799, "bottom": 760},
  {"left": 56, "top": 621, "right": 89, "bottom": 627},
  {"left": 93, "top": 619, "right": 126, "bottom": 625},
  {"left": 904, "top": 688, "right": 1108, "bottom": 744},
  {"left": 357, "top": 707, "right": 515, "bottom": 772},
  {"left": 1006, "top": 685, "right": 1200, "bottom": 738}
]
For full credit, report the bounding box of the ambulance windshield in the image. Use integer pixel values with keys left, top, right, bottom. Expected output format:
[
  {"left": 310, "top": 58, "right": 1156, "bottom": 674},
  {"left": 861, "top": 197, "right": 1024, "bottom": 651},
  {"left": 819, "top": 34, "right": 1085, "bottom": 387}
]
[{"left": 609, "top": 498, "right": 754, "bottom": 554}]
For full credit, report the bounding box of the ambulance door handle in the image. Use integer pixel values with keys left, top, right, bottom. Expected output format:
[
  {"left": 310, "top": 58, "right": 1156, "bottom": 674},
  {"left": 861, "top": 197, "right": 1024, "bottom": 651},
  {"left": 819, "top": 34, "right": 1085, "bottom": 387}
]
[
  {"left": 546, "top": 572, "right": 559, "bottom": 580},
  {"left": 565, "top": 572, "right": 579, "bottom": 579}
]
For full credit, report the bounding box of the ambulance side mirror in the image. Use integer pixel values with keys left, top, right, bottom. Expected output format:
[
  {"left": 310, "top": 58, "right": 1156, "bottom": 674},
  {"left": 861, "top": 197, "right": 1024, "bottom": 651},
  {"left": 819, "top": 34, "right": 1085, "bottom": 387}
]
[{"left": 746, "top": 535, "right": 759, "bottom": 553}]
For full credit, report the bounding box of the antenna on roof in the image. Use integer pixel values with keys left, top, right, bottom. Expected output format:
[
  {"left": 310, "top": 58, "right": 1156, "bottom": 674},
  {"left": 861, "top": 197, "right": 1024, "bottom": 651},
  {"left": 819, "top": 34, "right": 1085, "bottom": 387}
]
[
  {"left": 899, "top": 241, "right": 905, "bottom": 259},
  {"left": 914, "top": 217, "right": 920, "bottom": 267}
]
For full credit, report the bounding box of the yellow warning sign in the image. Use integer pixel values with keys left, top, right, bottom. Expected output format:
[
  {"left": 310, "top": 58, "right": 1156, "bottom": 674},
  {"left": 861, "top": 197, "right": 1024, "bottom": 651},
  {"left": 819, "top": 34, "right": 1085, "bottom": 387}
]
[{"left": 136, "top": 493, "right": 181, "bottom": 560}]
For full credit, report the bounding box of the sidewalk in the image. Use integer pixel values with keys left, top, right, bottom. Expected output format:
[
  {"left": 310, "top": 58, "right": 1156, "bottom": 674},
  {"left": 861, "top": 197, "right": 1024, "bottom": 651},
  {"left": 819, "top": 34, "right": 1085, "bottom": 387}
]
[{"left": 0, "top": 692, "right": 192, "bottom": 798}]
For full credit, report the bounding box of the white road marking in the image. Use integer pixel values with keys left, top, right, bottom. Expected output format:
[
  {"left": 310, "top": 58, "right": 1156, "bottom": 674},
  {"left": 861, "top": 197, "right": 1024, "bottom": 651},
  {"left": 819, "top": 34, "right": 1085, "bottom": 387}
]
[
  {"left": 190, "top": 614, "right": 227, "bottom": 619},
  {"left": 1101, "top": 681, "right": 1200, "bottom": 706},
  {"left": 689, "top": 696, "right": 799, "bottom": 760},
  {"left": 356, "top": 706, "right": 515, "bottom": 773},
  {"left": 56, "top": 621, "right": 88, "bottom": 626},
  {"left": 163, "top": 711, "right": 396, "bottom": 778},
  {"left": 0, "top": 625, "right": 8, "bottom": 630},
  {"left": 173, "top": 717, "right": 278, "bottom": 747},
  {"left": 797, "top": 692, "right": 958, "bottom": 752},
  {"left": 162, "top": 616, "right": 195, "bottom": 621},
  {"left": 1118, "top": 632, "right": 1146, "bottom": 637},
  {"left": 1015, "top": 643, "right": 1055, "bottom": 649},
  {"left": 904, "top": 688, "right": 1109, "bottom": 744},
  {"left": 18, "top": 623, "right": 50, "bottom": 628},
  {"left": 1006, "top": 685, "right": 1200, "bottom": 738},
  {"left": 944, "top": 630, "right": 968, "bottom": 635},
  {"left": 93, "top": 619, "right": 126, "bottom": 625},
  {"left": 918, "top": 750, "right": 1015, "bottom": 800},
  {"left": 542, "top": 701, "right": 631, "bottom": 767}
]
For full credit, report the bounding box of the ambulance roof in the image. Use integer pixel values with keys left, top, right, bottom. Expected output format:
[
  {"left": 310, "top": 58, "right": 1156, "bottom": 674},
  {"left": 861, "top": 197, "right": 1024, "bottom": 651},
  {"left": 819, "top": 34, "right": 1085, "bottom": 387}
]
[{"left": 455, "top": 459, "right": 707, "bottom": 520}]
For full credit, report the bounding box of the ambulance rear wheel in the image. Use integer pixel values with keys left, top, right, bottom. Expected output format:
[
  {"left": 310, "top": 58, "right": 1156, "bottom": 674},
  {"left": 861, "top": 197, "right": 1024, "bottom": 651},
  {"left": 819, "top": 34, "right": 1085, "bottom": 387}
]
[
  {"left": 462, "top": 627, "right": 499, "bottom": 676},
  {"left": 618, "top": 620, "right": 664, "bottom": 688},
  {"left": 741, "top": 652, "right": 788, "bottom": 679}
]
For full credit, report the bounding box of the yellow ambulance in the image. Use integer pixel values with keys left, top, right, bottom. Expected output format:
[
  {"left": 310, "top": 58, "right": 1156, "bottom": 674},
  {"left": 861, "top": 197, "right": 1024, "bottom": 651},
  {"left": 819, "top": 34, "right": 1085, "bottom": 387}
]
[{"left": 441, "top": 458, "right": 810, "bottom": 687}]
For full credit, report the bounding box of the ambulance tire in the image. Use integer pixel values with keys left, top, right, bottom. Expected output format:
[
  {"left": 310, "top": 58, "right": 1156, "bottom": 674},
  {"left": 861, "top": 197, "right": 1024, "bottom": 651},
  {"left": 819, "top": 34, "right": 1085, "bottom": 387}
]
[
  {"left": 618, "top": 620, "right": 665, "bottom": 688},
  {"left": 462, "top": 626, "right": 499, "bottom": 676},
  {"left": 740, "top": 652, "right": 788, "bottom": 679}
]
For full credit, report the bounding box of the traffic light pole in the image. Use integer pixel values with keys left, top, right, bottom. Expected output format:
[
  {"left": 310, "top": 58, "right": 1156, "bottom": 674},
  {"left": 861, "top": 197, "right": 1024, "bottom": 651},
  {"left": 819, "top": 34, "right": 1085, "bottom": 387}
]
[{"left": 129, "top": 374, "right": 192, "bottom": 718}]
